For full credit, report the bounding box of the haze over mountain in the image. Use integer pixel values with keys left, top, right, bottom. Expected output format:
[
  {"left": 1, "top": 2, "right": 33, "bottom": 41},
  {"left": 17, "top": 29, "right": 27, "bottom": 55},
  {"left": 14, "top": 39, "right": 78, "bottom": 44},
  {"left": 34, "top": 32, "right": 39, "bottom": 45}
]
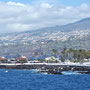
[
  {"left": 23, "top": 17, "right": 90, "bottom": 34},
  {"left": 0, "top": 17, "right": 90, "bottom": 36}
]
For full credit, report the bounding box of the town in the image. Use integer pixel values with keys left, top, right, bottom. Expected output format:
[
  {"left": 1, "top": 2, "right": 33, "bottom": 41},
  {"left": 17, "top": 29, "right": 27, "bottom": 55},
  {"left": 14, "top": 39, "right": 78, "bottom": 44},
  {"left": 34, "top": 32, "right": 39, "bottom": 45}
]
[
  {"left": 0, "top": 29, "right": 90, "bottom": 46},
  {"left": 0, "top": 54, "right": 90, "bottom": 65}
]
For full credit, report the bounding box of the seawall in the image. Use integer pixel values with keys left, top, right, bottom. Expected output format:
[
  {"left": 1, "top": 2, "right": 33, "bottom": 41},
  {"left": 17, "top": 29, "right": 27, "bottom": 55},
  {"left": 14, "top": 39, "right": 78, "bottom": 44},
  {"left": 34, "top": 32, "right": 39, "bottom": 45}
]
[{"left": 0, "top": 63, "right": 90, "bottom": 72}]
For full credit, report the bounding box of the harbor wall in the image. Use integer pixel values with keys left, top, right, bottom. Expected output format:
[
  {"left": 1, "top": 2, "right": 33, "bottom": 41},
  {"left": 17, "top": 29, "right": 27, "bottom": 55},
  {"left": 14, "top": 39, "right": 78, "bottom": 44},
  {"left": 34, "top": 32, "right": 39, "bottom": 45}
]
[{"left": 0, "top": 64, "right": 90, "bottom": 71}]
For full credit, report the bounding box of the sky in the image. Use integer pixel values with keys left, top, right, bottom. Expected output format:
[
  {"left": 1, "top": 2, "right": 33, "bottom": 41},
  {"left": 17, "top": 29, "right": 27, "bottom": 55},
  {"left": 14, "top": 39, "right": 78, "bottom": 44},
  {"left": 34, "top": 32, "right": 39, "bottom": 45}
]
[{"left": 0, "top": 0, "right": 90, "bottom": 33}]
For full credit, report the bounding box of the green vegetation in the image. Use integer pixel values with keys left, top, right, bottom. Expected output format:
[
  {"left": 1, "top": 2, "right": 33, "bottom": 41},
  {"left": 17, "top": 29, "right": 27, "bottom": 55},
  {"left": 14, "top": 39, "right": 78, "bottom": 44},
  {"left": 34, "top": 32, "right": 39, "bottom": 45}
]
[
  {"left": 34, "top": 52, "right": 38, "bottom": 56},
  {"left": 60, "top": 48, "right": 90, "bottom": 62},
  {"left": 0, "top": 36, "right": 90, "bottom": 60}
]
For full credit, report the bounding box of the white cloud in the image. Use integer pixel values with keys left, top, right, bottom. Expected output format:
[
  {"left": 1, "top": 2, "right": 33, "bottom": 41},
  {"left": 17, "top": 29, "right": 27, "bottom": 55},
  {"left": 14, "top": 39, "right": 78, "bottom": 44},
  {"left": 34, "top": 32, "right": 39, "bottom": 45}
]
[
  {"left": 40, "top": 3, "right": 53, "bottom": 8},
  {"left": 0, "top": 2, "right": 90, "bottom": 33},
  {"left": 80, "top": 3, "right": 88, "bottom": 10},
  {"left": 7, "top": 1, "right": 25, "bottom": 7}
]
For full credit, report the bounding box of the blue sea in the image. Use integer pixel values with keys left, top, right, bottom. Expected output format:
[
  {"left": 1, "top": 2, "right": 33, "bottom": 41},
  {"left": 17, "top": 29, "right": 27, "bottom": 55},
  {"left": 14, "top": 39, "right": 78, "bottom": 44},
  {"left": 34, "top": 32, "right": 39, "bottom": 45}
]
[{"left": 0, "top": 69, "right": 90, "bottom": 90}]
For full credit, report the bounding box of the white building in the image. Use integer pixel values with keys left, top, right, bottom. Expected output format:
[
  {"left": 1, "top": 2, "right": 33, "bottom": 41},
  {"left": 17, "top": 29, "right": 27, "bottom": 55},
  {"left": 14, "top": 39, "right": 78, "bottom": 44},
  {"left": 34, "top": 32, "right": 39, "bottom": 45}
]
[{"left": 45, "top": 56, "right": 60, "bottom": 63}]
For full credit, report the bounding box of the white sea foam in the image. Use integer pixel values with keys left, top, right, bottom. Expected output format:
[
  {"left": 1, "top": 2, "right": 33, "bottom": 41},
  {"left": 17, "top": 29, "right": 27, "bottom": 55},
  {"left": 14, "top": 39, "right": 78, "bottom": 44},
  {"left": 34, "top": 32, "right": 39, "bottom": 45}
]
[
  {"left": 62, "top": 71, "right": 79, "bottom": 75},
  {"left": 5, "top": 70, "right": 8, "bottom": 73}
]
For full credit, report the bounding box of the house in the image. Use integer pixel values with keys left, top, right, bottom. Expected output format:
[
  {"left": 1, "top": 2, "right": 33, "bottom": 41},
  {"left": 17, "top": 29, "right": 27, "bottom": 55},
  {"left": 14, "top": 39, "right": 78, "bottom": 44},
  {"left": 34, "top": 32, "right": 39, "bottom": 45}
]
[
  {"left": 17, "top": 56, "right": 28, "bottom": 63},
  {"left": 45, "top": 56, "right": 60, "bottom": 63},
  {"left": 0, "top": 57, "right": 8, "bottom": 63}
]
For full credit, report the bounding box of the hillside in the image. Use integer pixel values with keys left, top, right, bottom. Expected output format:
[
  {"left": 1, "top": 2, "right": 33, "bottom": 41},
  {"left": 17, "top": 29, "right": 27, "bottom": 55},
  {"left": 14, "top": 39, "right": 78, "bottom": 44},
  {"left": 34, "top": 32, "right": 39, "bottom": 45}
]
[{"left": 0, "top": 17, "right": 90, "bottom": 58}]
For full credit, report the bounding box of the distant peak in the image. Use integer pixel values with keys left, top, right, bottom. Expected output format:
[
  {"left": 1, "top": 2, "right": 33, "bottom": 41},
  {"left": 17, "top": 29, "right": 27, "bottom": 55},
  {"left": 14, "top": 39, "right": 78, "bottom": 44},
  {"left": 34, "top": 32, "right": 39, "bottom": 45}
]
[{"left": 77, "top": 17, "right": 90, "bottom": 23}]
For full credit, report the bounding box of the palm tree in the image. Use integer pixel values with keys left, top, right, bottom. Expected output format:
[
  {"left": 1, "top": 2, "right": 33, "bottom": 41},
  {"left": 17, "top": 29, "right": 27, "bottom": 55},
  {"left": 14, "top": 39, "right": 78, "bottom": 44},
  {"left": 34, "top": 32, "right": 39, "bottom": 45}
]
[
  {"left": 34, "top": 52, "right": 38, "bottom": 59},
  {"left": 61, "top": 56, "right": 65, "bottom": 62},
  {"left": 52, "top": 49, "right": 58, "bottom": 58},
  {"left": 61, "top": 48, "right": 67, "bottom": 61},
  {"left": 34, "top": 52, "right": 38, "bottom": 56}
]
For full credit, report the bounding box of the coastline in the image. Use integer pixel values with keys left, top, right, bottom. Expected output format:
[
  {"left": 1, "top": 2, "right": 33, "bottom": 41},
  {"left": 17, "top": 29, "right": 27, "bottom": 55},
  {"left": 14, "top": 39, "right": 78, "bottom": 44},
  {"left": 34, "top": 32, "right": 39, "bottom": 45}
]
[{"left": 0, "top": 63, "right": 90, "bottom": 74}]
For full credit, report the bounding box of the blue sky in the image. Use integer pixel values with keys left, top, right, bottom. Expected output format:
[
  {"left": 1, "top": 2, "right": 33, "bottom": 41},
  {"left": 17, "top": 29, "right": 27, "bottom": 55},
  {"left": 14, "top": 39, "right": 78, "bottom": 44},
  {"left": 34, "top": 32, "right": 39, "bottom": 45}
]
[
  {"left": 0, "top": 0, "right": 90, "bottom": 33},
  {"left": 0, "top": 0, "right": 90, "bottom": 6}
]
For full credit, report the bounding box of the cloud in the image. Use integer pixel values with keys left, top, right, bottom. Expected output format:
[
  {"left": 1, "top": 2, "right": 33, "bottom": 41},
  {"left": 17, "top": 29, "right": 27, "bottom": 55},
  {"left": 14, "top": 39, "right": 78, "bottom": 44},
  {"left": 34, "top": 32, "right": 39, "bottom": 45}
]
[
  {"left": 7, "top": 1, "right": 25, "bottom": 7},
  {"left": 31, "top": 0, "right": 61, "bottom": 4},
  {"left": 0, "top": 2, "right": 90, "bottom": 33},
  {"left": 40, "top": 3, "right": 53, "bottom": 8}
]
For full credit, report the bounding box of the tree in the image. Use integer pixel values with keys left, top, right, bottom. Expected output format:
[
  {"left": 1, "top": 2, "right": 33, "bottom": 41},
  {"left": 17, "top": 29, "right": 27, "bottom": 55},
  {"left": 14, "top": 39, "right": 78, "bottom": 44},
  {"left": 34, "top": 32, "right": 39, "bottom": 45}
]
[
  {"left": 61, "top": 48, "right": 67, "bottom": 61},
  {"left": 61, "top": 56, "right": 65, "bottom": 62},
  {"left": 34, "top": 52, "right": 38, "bottom": 59},
  {"left": 52, "top": 49, "right": 58, "bottom": 57},
  {"left": 34, "top": 52, "right": 38, "bottom": 56}
]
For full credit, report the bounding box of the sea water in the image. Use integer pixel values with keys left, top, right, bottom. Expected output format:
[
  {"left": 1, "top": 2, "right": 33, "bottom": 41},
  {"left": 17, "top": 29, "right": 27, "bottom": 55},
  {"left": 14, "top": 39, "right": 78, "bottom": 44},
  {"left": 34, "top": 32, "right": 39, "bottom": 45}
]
[{"left": 0, "top": 69, "right": 90, "bottom": 90}]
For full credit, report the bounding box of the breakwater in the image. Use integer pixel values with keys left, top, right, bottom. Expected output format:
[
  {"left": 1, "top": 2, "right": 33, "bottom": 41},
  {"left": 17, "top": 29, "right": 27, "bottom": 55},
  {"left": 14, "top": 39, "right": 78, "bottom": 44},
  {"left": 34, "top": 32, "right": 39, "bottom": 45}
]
[{"left": 0, "top": 63, "right": 90, "bottom": 73}]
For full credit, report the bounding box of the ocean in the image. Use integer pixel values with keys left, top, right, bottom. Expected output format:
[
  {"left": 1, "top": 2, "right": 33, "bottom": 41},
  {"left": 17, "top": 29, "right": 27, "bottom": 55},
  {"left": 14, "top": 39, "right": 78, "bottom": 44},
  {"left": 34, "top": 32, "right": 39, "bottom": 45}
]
[{"left": 0, "top": 69, "right": 90, "bottom": 90}]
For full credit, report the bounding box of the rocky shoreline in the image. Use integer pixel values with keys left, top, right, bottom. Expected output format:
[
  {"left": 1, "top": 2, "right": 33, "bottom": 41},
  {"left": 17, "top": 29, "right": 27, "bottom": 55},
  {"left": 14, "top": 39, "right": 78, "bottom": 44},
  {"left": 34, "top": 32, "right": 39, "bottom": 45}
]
[{"left": 0, "top": 63, "right": 90, "bottom": 74}]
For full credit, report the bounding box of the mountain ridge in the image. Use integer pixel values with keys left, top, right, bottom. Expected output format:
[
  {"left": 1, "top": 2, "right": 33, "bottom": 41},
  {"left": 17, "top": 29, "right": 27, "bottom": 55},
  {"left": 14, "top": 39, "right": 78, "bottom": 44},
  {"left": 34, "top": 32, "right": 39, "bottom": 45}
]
[{"left": 22, "top": 17, "right": 90, "bottom": 34}]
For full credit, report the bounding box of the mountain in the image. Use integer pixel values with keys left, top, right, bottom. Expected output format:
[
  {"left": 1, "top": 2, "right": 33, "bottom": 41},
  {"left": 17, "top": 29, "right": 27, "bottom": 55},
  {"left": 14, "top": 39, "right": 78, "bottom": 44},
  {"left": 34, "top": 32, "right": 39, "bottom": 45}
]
[
  {"left": 24, "top": 17, "right": 90, "bottom": 33},
  {"left": 0, "top": 17, "right": 90, "bottom": 58}
]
